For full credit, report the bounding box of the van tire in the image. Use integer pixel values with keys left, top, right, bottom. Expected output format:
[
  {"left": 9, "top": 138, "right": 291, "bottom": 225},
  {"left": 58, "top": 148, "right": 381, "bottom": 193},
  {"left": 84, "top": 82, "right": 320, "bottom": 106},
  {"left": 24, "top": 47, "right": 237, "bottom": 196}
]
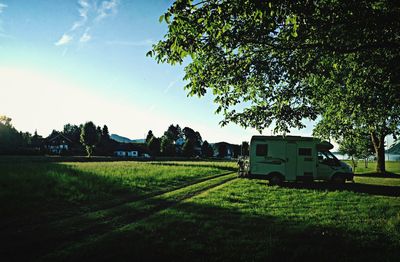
[
  {"left": 268, "top": 173, "right": 283, "bottom": 186},
  {"left": 331, "top": 174, "right": 346, "bottom": 185}
]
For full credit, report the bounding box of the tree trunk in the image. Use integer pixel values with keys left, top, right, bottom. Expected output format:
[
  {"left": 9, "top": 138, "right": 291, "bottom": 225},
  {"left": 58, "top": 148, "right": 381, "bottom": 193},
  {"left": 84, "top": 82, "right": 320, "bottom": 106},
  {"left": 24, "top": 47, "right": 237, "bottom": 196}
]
[{"left": 371, "top": 132, "right": 386, "bottom": 174}]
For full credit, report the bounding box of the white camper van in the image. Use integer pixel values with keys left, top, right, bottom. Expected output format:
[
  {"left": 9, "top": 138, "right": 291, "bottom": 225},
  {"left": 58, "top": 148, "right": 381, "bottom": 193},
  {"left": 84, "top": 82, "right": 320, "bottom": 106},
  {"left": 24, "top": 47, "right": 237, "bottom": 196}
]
[{"left": 238, "top": 136, "right": 354, "bottom": 185}]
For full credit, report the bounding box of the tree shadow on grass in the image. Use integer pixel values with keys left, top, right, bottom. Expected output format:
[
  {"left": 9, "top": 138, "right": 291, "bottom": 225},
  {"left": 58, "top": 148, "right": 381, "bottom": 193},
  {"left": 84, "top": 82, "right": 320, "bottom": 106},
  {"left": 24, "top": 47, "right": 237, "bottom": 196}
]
[
  {"left": 355, "top": 172, "right": 400, "bottom": 178},
  {"left": 45, "top": 201, "right": 399, "bottom": 262},
  {"left": 279, "top": 181, "right": 400, "bottom": 197}
]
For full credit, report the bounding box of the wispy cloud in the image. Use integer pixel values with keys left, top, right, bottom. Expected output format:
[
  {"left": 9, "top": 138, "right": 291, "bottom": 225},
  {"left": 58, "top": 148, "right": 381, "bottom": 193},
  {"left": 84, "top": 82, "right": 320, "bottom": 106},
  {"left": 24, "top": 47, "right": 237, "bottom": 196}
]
[
  {"left": 79, "top": 28, "right": 91, "bottom": 42},
  {"left": 106, "top": 39, "right": 155, "bottom": 47},
  {"left": 0, "top": 3, "right": 7, "bottom": 14},
  {"left": 55, "top": 0, "right": 119, "bottom": 47},
  {"left": 55, "top": 34, "right": 73, "bottom": 46},
  {"left": 0, "top": 2, "right": 8, "bottom": 37},
  {"left": 70, "top": 0, "right": 90, "bottom": 31},
  {"left": 96, "top": 0, "right": 119, "bottom": 22},
  {"left": 164, "top": 80, "right": 176, "bottom": 94}
]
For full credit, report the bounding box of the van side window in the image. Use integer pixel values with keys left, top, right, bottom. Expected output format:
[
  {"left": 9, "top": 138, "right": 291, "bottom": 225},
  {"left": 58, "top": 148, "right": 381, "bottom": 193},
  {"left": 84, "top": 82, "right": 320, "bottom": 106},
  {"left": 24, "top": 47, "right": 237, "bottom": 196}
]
[
  {"left": 256, "top": 144, "right": 268, "bottom": 156},
  {"left": 299, "top": 148, "right": 312, "bottom": 156}
]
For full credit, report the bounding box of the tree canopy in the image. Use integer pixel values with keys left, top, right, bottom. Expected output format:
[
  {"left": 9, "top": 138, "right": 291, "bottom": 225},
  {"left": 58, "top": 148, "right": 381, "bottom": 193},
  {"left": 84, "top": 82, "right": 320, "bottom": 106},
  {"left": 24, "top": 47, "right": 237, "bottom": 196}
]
[{"left": 150, "top": 0, "right": 400, "bottom": 172}]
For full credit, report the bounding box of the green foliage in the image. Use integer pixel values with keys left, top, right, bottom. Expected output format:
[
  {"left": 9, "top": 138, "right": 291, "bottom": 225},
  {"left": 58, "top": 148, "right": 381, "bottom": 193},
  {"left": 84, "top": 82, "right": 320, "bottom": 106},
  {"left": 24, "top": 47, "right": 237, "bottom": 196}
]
[
  {"left": 80, "top": 122, "right": 100, "bottom": 157},
  {"left": 151, "top": 0, "right": 400, "bottom": 171}
]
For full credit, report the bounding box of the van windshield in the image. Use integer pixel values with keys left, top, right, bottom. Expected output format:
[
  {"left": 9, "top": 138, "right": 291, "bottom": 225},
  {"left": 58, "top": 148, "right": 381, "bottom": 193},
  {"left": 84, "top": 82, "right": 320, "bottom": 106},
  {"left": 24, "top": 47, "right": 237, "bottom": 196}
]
[{"left": 317, "top": 150, "right": 340, "bottom": 166}]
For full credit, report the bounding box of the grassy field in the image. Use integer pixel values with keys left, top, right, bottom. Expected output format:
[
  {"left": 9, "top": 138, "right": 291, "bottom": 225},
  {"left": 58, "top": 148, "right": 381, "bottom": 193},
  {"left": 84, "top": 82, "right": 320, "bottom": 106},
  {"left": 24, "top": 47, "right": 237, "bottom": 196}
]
[
  {"left": 0, "top": 160, "right": 235, "bottom": 226},
  {"left": 1, "top": 158, "right": 399, "bottom": 261}
]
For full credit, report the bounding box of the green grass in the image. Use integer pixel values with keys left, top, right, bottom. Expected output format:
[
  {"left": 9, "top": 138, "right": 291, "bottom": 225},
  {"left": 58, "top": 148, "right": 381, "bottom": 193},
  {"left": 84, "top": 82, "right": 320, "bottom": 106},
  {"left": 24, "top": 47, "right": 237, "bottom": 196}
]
[
  {"left": 1, "top": 157, "right": 399, "bottom": 261},
  {"left": 344, "top": 160, "right": 400, "bottom": 174},
  {"left": 0, "top": 160, "right": 234, "bottom": 225},
  {"left": 51, "top": 177, "right": 400, "bottom": 262}
]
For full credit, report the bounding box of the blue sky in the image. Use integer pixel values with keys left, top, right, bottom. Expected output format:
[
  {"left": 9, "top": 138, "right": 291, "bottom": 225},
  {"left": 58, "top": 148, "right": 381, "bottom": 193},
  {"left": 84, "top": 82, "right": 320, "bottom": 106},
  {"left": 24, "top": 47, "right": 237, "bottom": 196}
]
[{"left": 0, "top": 0, "right": 351, "bottom": 145}]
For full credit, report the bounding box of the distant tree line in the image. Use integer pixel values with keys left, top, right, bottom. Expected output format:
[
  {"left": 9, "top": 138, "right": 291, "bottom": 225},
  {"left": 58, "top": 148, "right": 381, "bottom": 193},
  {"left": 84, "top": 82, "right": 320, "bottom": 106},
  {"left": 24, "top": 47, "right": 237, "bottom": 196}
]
[
  {"left": 145, "top": 124, "right": 215, "bottom": 158},
  {"left": 0, "top": 115, "right": 115, "bottom": 156},
  {"left": 0, "top": 115, "right": 248, "bottom": 158}
]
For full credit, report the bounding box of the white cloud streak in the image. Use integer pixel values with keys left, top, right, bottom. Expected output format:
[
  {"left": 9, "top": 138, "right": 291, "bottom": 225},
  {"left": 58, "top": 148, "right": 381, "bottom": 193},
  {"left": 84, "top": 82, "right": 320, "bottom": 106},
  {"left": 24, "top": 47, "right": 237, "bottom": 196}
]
[
  {"left": 164, "top": 81, "right": 175, "bottom": 93},
  {"left": 79, "top": 28, "right": 92, "bottom": 42},
  {"left": 96, "top": 0, "right": 119, "bottom": 22},
  {"left": 0, "top": 2, "right": 7, "bottom": 35},
  {"left": 55, "top": 34, "right": 73, "bottom": 46},
  {"left": 70, "top": 0, "right": 90, "bottom": 31},
  {"left": 55, "top": 0, "right": 119, "bottom": 47},
  {"left": 0, "top": 3, "right": 7, "bottom": 14}
]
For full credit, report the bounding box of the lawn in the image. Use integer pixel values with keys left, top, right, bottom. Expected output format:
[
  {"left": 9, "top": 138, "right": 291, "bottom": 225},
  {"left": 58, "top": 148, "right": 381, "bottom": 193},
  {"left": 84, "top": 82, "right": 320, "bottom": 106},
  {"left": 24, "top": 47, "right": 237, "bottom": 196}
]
[
  {"left": 0, "top": 159, "right": 235, "bottom": 226},
  {"left": 345, "top": 160, "right": 400, "bottom": 175},
  {"left": 1, "top": 158, "right": 399, "bottom": 261},
  {"left": 45, "top": 174, "right": 400, "bottom": 262}
]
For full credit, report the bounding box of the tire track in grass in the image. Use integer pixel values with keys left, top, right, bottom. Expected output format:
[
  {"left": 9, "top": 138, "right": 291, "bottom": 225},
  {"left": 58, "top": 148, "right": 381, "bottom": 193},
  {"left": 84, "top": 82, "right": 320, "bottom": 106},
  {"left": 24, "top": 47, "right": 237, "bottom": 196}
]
[
  {"left": 1, "top": 172, "right": 237, "bottom": 261},
  {"left": 42, "top": 175, "right": 238, "bottom": 261},
  {"left": 0, "top": 170, "right": 234, "bottom": 233}
]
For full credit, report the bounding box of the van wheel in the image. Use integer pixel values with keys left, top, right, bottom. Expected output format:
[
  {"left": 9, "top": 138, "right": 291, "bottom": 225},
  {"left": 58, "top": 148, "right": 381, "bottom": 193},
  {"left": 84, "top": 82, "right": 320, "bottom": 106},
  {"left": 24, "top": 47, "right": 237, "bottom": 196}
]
[
  {"left": 269, "top": 174, "right": 283, "bottom": 186},
  {"left": 331, "top": 174, "right": 345, "bottom": 185}
]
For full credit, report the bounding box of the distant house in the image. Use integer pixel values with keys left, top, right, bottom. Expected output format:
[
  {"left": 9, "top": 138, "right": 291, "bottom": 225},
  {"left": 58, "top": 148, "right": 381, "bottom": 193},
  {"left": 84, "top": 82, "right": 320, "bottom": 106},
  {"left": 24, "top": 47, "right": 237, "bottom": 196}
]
[
  {"left": 113, "top": 143, "right": 151, "bottom": 158},
  {"left": 44, "top": 132, "right": 73, "bottom": 155},
  {"left": 175, "top": 137, "right": 185, "bottom": 146},
  {"left": 212, "top": 142, "right": 240, "bottom": 159}
]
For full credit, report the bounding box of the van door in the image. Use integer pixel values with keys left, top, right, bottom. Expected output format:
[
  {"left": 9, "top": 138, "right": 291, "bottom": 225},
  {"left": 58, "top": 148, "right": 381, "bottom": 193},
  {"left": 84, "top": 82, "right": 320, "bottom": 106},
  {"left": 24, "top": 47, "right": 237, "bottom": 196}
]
[
  {"left": 285, "top": 142, "right": 297, "bottom": 181},
  {"left": 297, "top": 147, "right": 316, "bottom": 180},
  {"left": 252, "top": 143, "right": 268, "bottom": 175}
]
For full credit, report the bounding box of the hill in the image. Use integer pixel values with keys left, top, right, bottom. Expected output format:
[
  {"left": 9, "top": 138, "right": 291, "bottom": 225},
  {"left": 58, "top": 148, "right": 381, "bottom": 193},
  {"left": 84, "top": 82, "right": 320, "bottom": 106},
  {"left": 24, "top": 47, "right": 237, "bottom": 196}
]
[
  {"left": 110, "top": 134, "right": 145, "bottom": 144},
  {"left": 387, "top": 141, "right": 400, "bottom": 154}
]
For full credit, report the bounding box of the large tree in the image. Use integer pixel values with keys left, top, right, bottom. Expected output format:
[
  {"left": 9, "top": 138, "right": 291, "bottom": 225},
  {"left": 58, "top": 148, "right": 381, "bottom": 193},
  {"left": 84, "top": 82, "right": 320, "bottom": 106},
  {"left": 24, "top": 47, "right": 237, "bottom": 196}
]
[
  {"left": 80, "top": 121, "right": 100, "bottom": 157},
  {"left": 150, "top": 0, "right": 400, "bottom": 173}
]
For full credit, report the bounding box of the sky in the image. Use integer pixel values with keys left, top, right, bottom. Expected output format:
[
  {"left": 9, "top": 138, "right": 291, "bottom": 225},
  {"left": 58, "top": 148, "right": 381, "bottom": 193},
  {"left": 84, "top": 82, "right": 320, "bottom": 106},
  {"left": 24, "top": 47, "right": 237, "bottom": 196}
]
[{"left": 2, "top": 0, "right": 388, "bottom": 148}]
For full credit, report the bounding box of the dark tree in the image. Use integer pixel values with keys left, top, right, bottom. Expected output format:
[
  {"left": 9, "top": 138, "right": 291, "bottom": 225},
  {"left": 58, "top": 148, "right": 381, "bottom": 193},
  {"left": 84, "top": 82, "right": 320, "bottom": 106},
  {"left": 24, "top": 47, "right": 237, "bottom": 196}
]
[
  {"left": 0, "top": 115, "right": 29, "bottom": 154},
  {"left": 148, "top": 136, "right": 161, "bottom": 156},
  {"left": 63, "top": 124, "right": 80, "bottom": 143},
  {"left": 102, "top": 125, "right": 110, "bottom": 140},
  {"left": 241, "top": 141, "right": 249, "bottom": 156},
  {"left": 160, "top": 135, "right": 175, "bottom": 156},
  {"left": 146, "top": 130, "right": 155, "bottom": 144},
  {"left": 80, "top": 121, "right": 100, "bottom": 157},
  {"left": 201, "top": 140, "right": 214, "bottom": 158},
  {"left": 218, "top": 143, "right": 227, "bottom": 158},
  {"left": 182, "top": 139, "right": 195, "bottom": 157},
  {"left": 164, "top": 124, "right": 182, "bottom": 141}
]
